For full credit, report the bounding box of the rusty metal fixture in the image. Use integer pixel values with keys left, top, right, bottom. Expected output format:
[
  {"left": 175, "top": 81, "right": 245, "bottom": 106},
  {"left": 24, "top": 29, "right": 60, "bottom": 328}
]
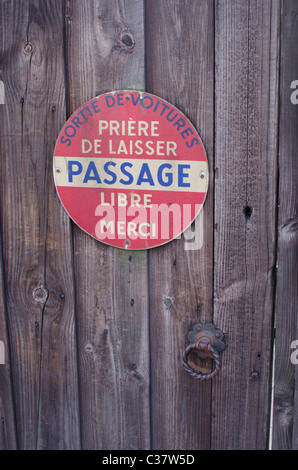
[{"left": 182, "top": 323, "right": 226, "bottom": 381}]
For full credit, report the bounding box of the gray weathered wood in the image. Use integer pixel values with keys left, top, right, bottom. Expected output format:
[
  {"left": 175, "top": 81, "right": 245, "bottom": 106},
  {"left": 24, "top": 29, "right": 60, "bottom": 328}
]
[
  {"left": 1, "top": 0, "right": 298, "bottom": 451},
  {"left": 0, "top": 230, "right": 17, "bottom": 449},
  {"left": 65, "top": 0, "right": 150, "bottom": 449},
  {"left": 0, "top": 0, "right": 80, "bottom": 449},
  {"left": 272, "top": 0, "right": 298, "bottom": 451},
  {"left": 146, "top": 0, "right": 215, "bottom": 450},
  {"left": 212, "top": 0, "right": 280, "bottom": 449}
]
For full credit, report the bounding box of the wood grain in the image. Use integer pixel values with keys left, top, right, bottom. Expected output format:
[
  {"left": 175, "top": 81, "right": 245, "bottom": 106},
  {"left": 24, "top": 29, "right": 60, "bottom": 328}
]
[
  {"left": 212, "top": 0, "right": 280, "bottom": 450},
  {"left": 1, "top": 0, "right": 297, "bottom": 451},
  {"left": 0, "top": 228, "right": 17, "bottom": 449},
  {"left": 272, "top": 0, "right": 298, "bottom": 451},
  {"left": 65, "top": 0, "right": 150, "bottom": 450},
  {"left": 0, "top": 0, "right": 80, "bottom": 449},
  {"left": 146, "top": 0, "right": 214, "bottom": 450}
]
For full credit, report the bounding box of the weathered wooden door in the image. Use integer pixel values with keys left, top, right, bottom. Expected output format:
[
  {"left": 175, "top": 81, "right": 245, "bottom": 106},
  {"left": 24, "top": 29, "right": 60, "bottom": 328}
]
[{"left": 0, "top": 0, "right": 297, "bottom": 451}]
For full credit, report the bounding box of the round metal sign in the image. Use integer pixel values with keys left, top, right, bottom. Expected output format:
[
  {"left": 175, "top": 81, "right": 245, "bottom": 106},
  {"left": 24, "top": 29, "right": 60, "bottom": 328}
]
[{"left": 53, "top": 90, "right": 208, "bottom": 250}]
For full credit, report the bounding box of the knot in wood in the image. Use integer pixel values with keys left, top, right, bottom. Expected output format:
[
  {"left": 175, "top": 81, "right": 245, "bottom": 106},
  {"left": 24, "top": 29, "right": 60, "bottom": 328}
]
[
  {"left": 33, "top": 286, "right": 48, "bottom": 303},
  {"left": 85, "top": 343, "right": 93, "bottom": 353},
  {"left": 24, "top": 42, "right": 33, "bottom": 54},
  {"left": 119, "top": 31, "right": 135, "bottom": 50}
]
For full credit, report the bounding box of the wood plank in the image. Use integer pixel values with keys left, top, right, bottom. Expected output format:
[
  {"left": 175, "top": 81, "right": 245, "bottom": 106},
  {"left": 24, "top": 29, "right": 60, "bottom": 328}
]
[
  {"left": 146, "top": 0, "right": 215, "bottom": 450},
  {"left": 0, "top": 0, "right": 80, "bottom": 449},
  {"left": 0, "top": 8, "right": 19, "bottom": 449},
  {"left": 65, "top": 0, "right": 150, "bottom": 449},
  {"left": 212, "top": 0, "right": 280, "bottom": 449},
  {"left": 0, "top": 230, "right": 17, "bottom": 449},
  {"left": 272, "top": 0, "right": 298, "bottom": 451}
]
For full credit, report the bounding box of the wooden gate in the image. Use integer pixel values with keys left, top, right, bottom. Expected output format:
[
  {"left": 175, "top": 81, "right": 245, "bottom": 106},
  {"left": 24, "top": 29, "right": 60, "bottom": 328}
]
[{"left": 0, "top": 0, "right": 297, "bottom": 451}]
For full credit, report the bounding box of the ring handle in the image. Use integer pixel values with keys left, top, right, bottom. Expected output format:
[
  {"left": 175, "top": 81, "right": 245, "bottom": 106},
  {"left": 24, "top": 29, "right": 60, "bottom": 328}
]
[
  {"left": 182, "top": 323, "right": 226, "bottom": 381},
  {"left": 182, "top": 343, "right": 221, "bottom": 380}
]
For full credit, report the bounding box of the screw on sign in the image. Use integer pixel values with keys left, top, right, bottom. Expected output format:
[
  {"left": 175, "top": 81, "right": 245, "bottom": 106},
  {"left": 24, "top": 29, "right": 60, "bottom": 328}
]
[{"left": 53, "top": 91, "right": 208, "bottom": 250}]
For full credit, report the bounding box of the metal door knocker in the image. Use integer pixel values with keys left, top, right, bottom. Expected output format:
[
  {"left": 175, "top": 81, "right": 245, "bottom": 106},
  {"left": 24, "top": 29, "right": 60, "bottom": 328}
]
[{"left": 182, "top": 323, "right": 226, "bottom": 380}]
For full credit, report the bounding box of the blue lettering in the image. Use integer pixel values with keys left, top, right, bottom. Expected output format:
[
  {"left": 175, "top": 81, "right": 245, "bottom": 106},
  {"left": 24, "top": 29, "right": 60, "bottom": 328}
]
[
  {"left": 130, "top": 93, "right": 141, "bottom": 106},
  {"left": 178, "top": 164, "right": 190, "bottom": 187},
  {"left": 181, "top": 127, "right": 194, "bottom": 140},
  {"left": 153, "top": 100, "right": 160, "bottom": 112},
  {"left": 60, "top": 135, "right": 71, "bottom": 146},
  {"left": 83, "top": 161, "right": 101, "bottom": 183},
  {"left": 141, "top": 96, "right": 154, "bottom": 109},
  {"left": 68, "top": 161, "right": 83, "bottom": 182},
  {"left": 77, "top": 109, "right": 88, "bottom": 121},
  {"left": 117, "top": 93, "right": 124, "bottom": 106},
  {"left": 103, "top": 161, "right": 117, "bottom": 185},
  {"left": 85, "top": 105, "right": 93, "bottom": 116},
  {"left": 105, "top": 95, "right": 115, "bottom": 108},
  {"left": 71, "top": 116, "right": 83, "bottom": 128},
  {"left": 91, "top": 100, "right": 100, "bottom": 113},
  {"left": 136, "top": 163, "right": 154, "bottom": 186},
  {"left": 173, "top": 117, "right": 185, "bottom": 131},
  {"left": 65, "top": 125, "right": 76, "bottom": 138},
  {"left": 160, "top": 103, "right": 170, "bottom": 115},
  {"left": 119, "top": 162, "right": 133, "bottom": 185},
  {"left": 186, "top": 137, "right": 199, "bottom": 148},
  {"left": 166, "top": 110, "right": 178, "bottom": 122},
  {"left": 157, "top": 163, "right": 173, "bottom": 187}
]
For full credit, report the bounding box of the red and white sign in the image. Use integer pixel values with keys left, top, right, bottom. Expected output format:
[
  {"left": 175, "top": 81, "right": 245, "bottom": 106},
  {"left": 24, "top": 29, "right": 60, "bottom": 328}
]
[{"left": 53, "top": 91, "right": 208, "bottom": 250}]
